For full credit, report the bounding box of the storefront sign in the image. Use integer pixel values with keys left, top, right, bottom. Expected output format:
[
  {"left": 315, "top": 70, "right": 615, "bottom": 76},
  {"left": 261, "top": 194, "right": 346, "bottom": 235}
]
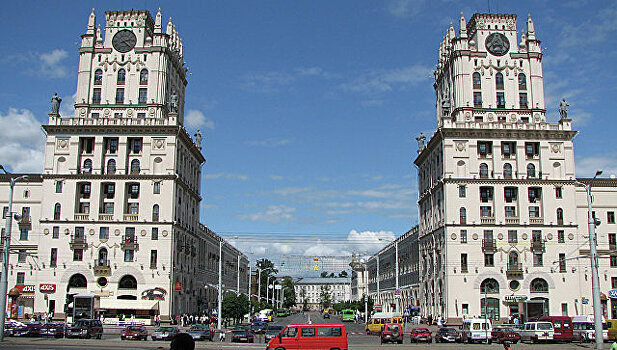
[
  {"left": 15, "top": 285, "right": 35, "bottom": 294},
  {"left": 142, "top": 287, "right": 167, "bottom": 300},
  {"left": 504, "top": 295, "right": 528, "bottom": 302},
  {"left": 174, "top": 282, "right": 182, "bottom": 292},
  {"left": 375, "top": 304, "right": 383, "bottom": 312},
  {"left": 609, "top": 290, "right": 617, "bottom": 299},
  {"left": 39, "top": 284, "right": 56, "bottom": 293}
]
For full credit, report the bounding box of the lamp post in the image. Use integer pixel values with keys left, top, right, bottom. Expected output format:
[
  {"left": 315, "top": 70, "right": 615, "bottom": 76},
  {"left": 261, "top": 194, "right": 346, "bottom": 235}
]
[
  {"left": 217, "top": 239, "right": 223, "bottom": 330},
  {"left": 395, "top": 240, "right": 399, "bottom": 314},
  {"left": 575, "top": 170, "right": 604, "bottom": 350},
  {"left": 236, "top": 255, "right": 240, "bottom": 295},
  {"left": 0, "top": 165, "right": 28, "bottom": 342}
]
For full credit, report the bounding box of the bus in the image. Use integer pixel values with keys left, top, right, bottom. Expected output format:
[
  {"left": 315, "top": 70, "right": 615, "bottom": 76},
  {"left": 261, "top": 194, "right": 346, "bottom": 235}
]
[{"left": 341, "top": 309, "right": 355, "bottom": 322}]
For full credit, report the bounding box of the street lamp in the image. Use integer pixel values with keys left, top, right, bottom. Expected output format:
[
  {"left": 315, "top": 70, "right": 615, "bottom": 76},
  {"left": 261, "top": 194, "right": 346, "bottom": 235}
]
[
  {"left": 575, "top": 169, "right": 604, "bottom": 350},
  {"left": 0, "top": 165, "right": 28, "bottom": 342}
]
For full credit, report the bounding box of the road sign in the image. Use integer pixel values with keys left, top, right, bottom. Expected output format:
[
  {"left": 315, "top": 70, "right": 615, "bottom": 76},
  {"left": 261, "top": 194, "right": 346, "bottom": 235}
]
[
  {"left": 582, "top": 297, "right": 589, "bottom": 305},
  {"left": 364, "top": 296, "right": 368, "bottom": 303}
]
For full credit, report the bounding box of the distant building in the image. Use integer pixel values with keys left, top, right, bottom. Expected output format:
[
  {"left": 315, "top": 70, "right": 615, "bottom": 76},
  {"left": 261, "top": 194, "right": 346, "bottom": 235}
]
[
  {"left": 349, "top": 254, "right": 368, "bottom": 301},
  {"left": 294, "top": 277, "right": 351, "bottom": 311}
]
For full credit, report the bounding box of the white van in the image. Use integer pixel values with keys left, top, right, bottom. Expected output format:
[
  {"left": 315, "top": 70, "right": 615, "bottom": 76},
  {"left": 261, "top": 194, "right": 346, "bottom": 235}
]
[
  {"left": 520, "top": 321, "right": 554, "bottom": 343},
  {"left": 572, "top": 315, "right": 608, "bottom": 342},
  {"left": 461, "top": 318, "right": 492, "bottom": 343},
  {"left": 258, "top": 309, "right": 273, "bottom": 322}
]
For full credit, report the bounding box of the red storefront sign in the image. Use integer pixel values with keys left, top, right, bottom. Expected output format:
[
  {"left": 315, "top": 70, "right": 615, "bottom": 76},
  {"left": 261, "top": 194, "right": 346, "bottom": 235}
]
[
  {"left": 15, "top": 285, "right": 35, "bottom": 294},
  {"left": 39, "top": 284, "right": 56, "bottom": 293},
  {"left": 174, "top": 282, "right": 182, "bottom": 292},
  {"left": 374, "top": 304, "right": 383, "bottom": 312}
]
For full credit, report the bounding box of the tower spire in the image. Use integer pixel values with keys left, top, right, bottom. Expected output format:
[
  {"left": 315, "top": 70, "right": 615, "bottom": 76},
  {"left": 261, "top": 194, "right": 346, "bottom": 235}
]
[
  {"left": 526, "top": 13, "right": 536, "bottom": 40},
  {"left": 459, "top": 12, "right": 467, "bottom": 38},
  {"left": 87, "top": 8, "right": 96, "bottom": 35},
  {"left": 154, "top": 8, "right": 162, "bottom": 33}
]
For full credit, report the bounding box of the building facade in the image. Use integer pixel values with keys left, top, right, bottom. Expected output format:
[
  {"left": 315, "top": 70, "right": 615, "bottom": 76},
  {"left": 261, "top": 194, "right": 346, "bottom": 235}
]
[
  {"left": 349, "top": 254, "right": 368, "bottom": 301},
  {"left": 0, "top": 9, "right": 248, "bottom": 323},
  {"left": 414, "top": 12, "right": 603, "bottom": 323},
  {"left": 294, "top": 277, "right": 351, "bottom": 311}
]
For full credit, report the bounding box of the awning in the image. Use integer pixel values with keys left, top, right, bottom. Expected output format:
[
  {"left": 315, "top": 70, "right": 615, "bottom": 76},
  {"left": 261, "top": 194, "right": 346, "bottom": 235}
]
[{"left": 99, "top": 299, "right": 160, "bottom": 310}]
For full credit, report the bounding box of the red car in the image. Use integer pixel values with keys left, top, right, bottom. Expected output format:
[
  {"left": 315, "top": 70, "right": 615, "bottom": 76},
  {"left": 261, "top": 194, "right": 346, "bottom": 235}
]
[
  {"left": 381, "top": 323, "right": 404, "bottom": 344},
  {"left": 491, "top": 326, "right": 521, "bottom": 344},
  {"left": 410, "top": 328, "right": 432, "bottom": 343},
  {"left": 121, "top": 326, "right": 148, "bottom": 340}
]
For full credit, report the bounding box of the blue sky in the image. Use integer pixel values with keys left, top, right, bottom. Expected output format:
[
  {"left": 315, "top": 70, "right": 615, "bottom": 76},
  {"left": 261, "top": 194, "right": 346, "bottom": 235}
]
[{"left": 1, "top": 1, "right": 616, "bottom": 270}]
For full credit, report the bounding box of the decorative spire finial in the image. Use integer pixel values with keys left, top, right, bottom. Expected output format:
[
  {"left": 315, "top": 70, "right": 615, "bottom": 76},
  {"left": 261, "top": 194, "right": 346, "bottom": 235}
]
[
  {"left": 459, "top": 12, "right": 467, "bottom": 37},
  {"left": 87, "top": 8, "right": 96, "bottom": 34},
  {"left": 527, "top": 13, "right": 536, "bottom": 40},
  {"left": 154, "top": 8, "right": 162, "bottom": 33}
]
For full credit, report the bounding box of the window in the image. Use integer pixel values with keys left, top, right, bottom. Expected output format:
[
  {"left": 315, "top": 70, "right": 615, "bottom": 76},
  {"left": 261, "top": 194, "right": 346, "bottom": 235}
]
[
  {"left": 124, "top": 249, "right": 134, "bottom": 262},
  {"left": 496, "top": 92, "right": 506, "bottom": 108},
  {"left": 484, "top": 229, "right": 494, "bottom": 240},
  {"left": 612, "top": 277, "right": 617, "bottom": 289},
  {"left": 508, "top": 230, "right": 518, "bottom": 243},
  {"left": 503, "top": 163, "right": 513, "bottom": 179},
  {"left": 460, "top": 229, "right": 467, "bottom": 243},
  {"left": 153, "top": 182, "right": 161, "bottom": 194},
  {"left": 611, "top": 255, "right": 617, "bottom": 268},
  {"left": 301, "top": 328, "right": 315, "bottom": 337},
  {"left": 152, "top": 228, "right": 159, "bottom": 240},
  {"left": 75, "top": 226, "right": 85, "bottom": 238},
  {"left": 103, "top": 183, "right": 115, "bottom": 199},
  {"left": 115, "top": 88, "right": 124, "bottom": 104},
  {"left": 55, "top": 181, "right": 63, "bottom": 193},
  {"left": 140, "top": 69, "right": 148, "bottom": 84},
  {"left": 106, "top": 138, "right": 118, "bottom": 153},
  {"left": 150, "top": 250, "right": 157, "bottom": 268},
  {"left": 530, "top": 278, "right": 549, "bottom": 292},
  {"left": 99, "top": 227, "right": 109, "bottom": 240},
  {"left": 460, "top": 208, "right": 467, "bottom": 224},
  {"left": 461, "top": 253, "right": 468, "bottom": 272},
  {"left": 138, "top": 88, "right": 147, "bottom": 103},
  {"left": 519, "top": 93, "right": 528, "bottom": 108},
  {"left": 555, "top": 186, "right": 563, "bottom": 199},
  {"left": 557, "top": 208, "right": 564, "bottom": 225},
  {"left": 505, "top": 206, "right": 516, "bottom": 217},
  {"left": 152, "top": 204, "right": 159, "bottom": 222},
  {"left": 129, "top": 184, "right": 140, "bottom": 198},
  {"left": 50, "top": 248, "right": 57, "bottom": 267},
  {"left": 495, "top": 73, "right": 504, "bottom": 90},
  {"left": 479, "top": 163, "right": 489, "bottom": 178},
  {"left": 529, "top": 206, "right": 540, "bottom": 218},
  {"left": 16, "top": 272, "right": 25, "bottom": 285},
  {"left": 480, "top": 206, "right": 492, "bottom": 217},
  {"left": 78, "top": 202, "right": 90, "bottom": 214},
  {"left": 484, "top": 253, "right": 494, "bottom": 267},
  {"left": 518, "top": 73, "right": 527, "bottom": 90},
  {"left": 119, "top": 275, "right": 137, "bottom": 289},
  {"left": 501, "top": 142, "right": 515, "bottom": 157},
  {"left": 473, "top": 72, "right": 481, "bottom": 89},
  {"left": 480, "top": 187, "right": 493, "bottom": 202},
  {"left": 93, "top": 88, "right": 101, "bottom": 103},
  {"left": 106, "top": 159, "right": 116, "bottom": 174},
  {"left": 117, "top": 68, "right": 126, "bottom": 84},
  {"left": 534, "top": 252, "right": 544, "bottom": 266},
  {"left": 17, "top": 250, "right": 26, "bottom": 263},
  {"left": 82, "top": 159, "right": 93, "bottom": 173},
  {"left": 558, "top": 230, "right": 565, "bottom": 243},
  {"left": 525, "top": 142, "right": 540, "bottom": 158},
  {"left": 504, "top": 187, "right": 517, "bottom": 202},
  {"left": 528, "top": 187, "right": 541, "bottom": 202},
  {"left": 19, "top": 228, "right": 28, "bottom": 241},
  {"left": 104, "top": 202, "right": 114, "bottom": 214},
  {"left": 137, "top": 112, "right": 146, "bottom": 118},
  {"left": 559, "top": 253, "right": 567, "bottom": 272},
  {"left": 478, "top": 141, "right": 492, "bottom": 156},
  {"left": 130, "top": 159, "right": 140, "bottom": 174},
  {"left": 129, "top": 138, "right": 142, "bottom": 154},
  {"left": 128, "top": 203, "right": 139, "bottom": 215},
  {"left": 480, "top": 278, "right": 499, "bottom": 293},
  {"left": 80, "top": 183, "right": 91, "bottom": 199},
  {"left": 473, "top": 92, "right": 482, "bottom": 108},
  {"left": 52, "top": 226, "right": 59, "bottom": 239},
  {"left": 94, "top": 69, "right": 103, "bottom": 84},
  {"left": 73, "top": 248, "right": 84, "bottom": 261},
  {"left": 54, "top": 203, "right": 61, "bottom": 220},
  {"left": 609, "top": 212, "right": 616, "bottom": 224}
]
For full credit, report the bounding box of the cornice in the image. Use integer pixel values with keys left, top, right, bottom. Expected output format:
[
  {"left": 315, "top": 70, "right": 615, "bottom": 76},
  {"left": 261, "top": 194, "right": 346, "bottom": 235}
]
[
  {"left": 440, "top": 127, "right": 577, "bottom": 141},
  {"left": 42, "top": 124, "right": 181, "bottom": 136},
  {"left": 42, "top": 174, "right": 176, "bottom": 181}
]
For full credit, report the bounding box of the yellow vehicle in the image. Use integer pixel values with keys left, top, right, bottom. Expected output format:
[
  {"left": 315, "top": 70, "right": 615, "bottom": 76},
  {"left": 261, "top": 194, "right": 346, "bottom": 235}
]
[
  {"left": 323, "top": 308, "right": 334, "bottom": 314},
  {"left": 608, "top": 319, "right": 617, "bottom": 340},
  {"left": 365, "top": 312, "right": 404, "bottom": 334}
]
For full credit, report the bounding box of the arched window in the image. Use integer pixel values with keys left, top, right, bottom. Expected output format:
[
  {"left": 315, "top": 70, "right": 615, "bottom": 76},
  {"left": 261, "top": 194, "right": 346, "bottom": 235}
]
[
  {"left": 94, "top": 69, "right": 103, "bottom": 84},
  {"left": 518, "top": 73, "right": 527, "bottom": 90},
  {"left": 473, "top": 72, "right": 481, "bottom": 89},
  {"left": 495, "top": 73, "right": 504, "bottom": 90},
  {"left": 97, "top": 248, "right": 108, "bottom": 265},
  {"left": 107, "top": 159, "right": 116, "bottom": 174},
  {"left": 140, "top": 69, "right": 148, "bottom": 84},
  {"left": 130, "top": 159, "right": 140, "bottom": 174},
  {"left": 119, "top": 275, "right": 138, "bottom": 289},
  {"left": 530, "top": 278, "right": 549, "bottom": 293},
  {"left": 503, "top": 163, "right": 513, "bottom": 179},
  {"left": 556, "top": 208, "right": 564, "bottom": 225},
  {"left": 152, "top": 204, "right": 159, "bottom": 222},
  {"left": 53, "top": 203, "right": 61, "bottom": 220},
  {"left": 508, "top": 251, "right": 519, "bottom": 266},
  {"left": 82, "top": 159, "right": 93, "bottom": 173},
  {"left": 460, "top": 207, "right": 467, "bottom": 224},
  {"left": 527, "top": 163, "right": 536, "bottom": 178},
  {"left": 479, "top": 163, "right": 489, "bottom": 178},
  {"left": 68, "top": 273, "right": 87, "bottom": 289},
  {"left": 117, "top": 68, "right": 126, "bottom": 84},
  {"left": 480, "top": 278, "right": 499, "bottom": 294}
]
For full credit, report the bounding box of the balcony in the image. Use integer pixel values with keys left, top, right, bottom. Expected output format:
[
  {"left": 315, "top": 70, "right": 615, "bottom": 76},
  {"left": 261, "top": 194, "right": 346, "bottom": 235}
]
[
  {"left": 98, "top": 214, "right": 113, "bottom": 221},
  {"left": 531, "top": 240, "right": 546, "bottom": 252},
  {"left": 505, "top": 217, "right": 519, "bottom": 225},
  {"left": 17, "top": 216, "right": 31, "bottom": 228},
  {"left": 123, "top": 214, "right": 138, "bottom": 221},
  {"left": 69, "top": 235, "right": 87, "bottom": 249},
  {"left": 482, "top": 239, "right": 497, "bottom": 252},
  {"left": 93, "top": 259, "right": 111, "bottom": 275},
  {"left": 530, "top": 217, "right": 544, "bottom": 225},
  {"left": 506, "top": 263, "right": 524, "bottom": 279},
  {"left": 481, "top": 216, "right": 495, "bottom": 225},
  {"left": 74, "top": 213, "right": 89, "bottom": 221},
  {"left": 120, "top": 235, "right": 138, "bottom": 250}
]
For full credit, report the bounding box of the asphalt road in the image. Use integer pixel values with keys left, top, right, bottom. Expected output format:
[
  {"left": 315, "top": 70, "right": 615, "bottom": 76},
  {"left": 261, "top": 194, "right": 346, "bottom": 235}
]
[{"left": 0, "top": 312, "right": 603, "bottom": 349}]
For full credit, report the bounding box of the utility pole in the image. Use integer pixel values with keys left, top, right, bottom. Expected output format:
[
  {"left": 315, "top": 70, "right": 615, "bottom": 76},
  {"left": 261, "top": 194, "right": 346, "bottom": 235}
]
[
  {"left": 217, "top": 240, "right": 223, "bottom": 330},
  {"left": 395, "top": 240, "right": 399, "bottom": 314},
  {"left": 236, "top": 255, "right": 240, "bottom": 295}
]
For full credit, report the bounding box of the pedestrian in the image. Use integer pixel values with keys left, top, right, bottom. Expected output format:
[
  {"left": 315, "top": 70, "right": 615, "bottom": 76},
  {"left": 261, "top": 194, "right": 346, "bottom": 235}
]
[
  {"left": 219, "top": 330, "right": 226, "bottom": 342},
  {"left": 503, "top": 340, "right": 512, "bottom": 350},
  {"left": 170, "top": 333, "right": 195, "bottom": 350}
]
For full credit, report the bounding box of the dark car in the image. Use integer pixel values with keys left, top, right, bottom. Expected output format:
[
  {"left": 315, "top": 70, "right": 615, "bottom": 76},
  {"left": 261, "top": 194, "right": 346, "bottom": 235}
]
[
  {"left": 40, "top": 323, "right": 66, "bottom": 338},
  {"left": 66, "top": 319, "right": 103, "bottom": 339},
  {"left": 231, "top": 329, "right": 254, "bottom": 343},
  {"left": 381, "top": 323, "right": 404, "bottom": 344},
  {"left": 187, "top": 325, "right": 214, "bottom": 341},
  {"left": 323, "top": 312, "right": 330, "bottom": 319},
  {"left": 435, "top": 327, "right": 460, "bottom": 343},
  {"left": 492, "top": 326, "right": 521, "bottom": 344},
  {"left": 250, "top": 322, "right": 267, "bottom": 334},
  {"left": 264, "top": 325, "right": 284, "bottom": 343},
  {"left": 151, "top": 326, "right": 180, "bottom": 341},
  {"left": 121, "top": 326, "right": 148, "bottom": 340},
  {"left": 410, "top": 328, "right": 432, "bottom": 343},
  {"left": 13, "top": 323, "right": 42, "bottom": 337}
]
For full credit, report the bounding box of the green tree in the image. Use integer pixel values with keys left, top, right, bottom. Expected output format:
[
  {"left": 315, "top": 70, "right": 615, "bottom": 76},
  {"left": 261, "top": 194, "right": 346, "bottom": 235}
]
[
  {"left": 319, "top": 285, "right": 332, "bottom": 309},
  {"left": 256, "top": 258, "right": 278, "bottom": 301},
  {"left": 300, "top": 288, "right": 308, "bottom": 311},
  {"left": 281, "top": 276, "right": 296, "bottom": 308},
  {"left": 338, "top": 270, "right": 348, "bottom": 278},
  {"left": 222, "top": 293, "right": 250, "bottom": 324}
]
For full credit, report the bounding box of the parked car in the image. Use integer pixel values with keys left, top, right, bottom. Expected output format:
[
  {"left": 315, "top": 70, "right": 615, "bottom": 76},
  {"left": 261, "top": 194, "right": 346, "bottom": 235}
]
[
  {"left": 435, "top": 327, "right": 460, "bottom": 343},
  {"left": 266, "top": 324, "right": 347, "bottom": 350},
  {"left": 187, "top": 325, "right": 214, "bottom": 341},
  {"left": 323, "top": 312, "right": 330, "bottom": 319},
  {"left": 251, "top": 322, "right": 267, "bottom": 334},
  {"left": 13, "top": 323, "right": 42, "bottom": 337},
  {"left": 65, "top": 319, "right": 103, "bottom": 339},
  {"left": 520, "top": 321, "right": 554, "bottom": 343},
  {"left": 410, "top": 328, "right": 432, "bottom": 343},
  {"left": 380, "top": 323, "right": 404, "bottom": 344},
  {"left": 461, "top": 318, "right": 492, "bottom": 343},
  {"left": 40, "top": 323, "right": 66, "bottom": 338},
  {"left": 231, "top": 329, "right": 254, "bottom": 343},
  {"left": 491, "top": 326, "right": 521, "bottom": 344},
  {"left": 151, "top": 326, "right": 180, "bottom": 341},
  {"left": 264, "top": 325, "right": 284, "bottom": 343},
  {"left": 121, "top": 326, "right": 148, "bottom": 340},
  {"left": 573, "top": 315, "right": 608, "bottom": 342}
]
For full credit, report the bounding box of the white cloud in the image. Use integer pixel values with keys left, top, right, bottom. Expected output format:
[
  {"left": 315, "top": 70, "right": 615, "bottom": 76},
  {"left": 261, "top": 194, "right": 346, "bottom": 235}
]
[
  {"left": 576, "top": 154, "right": 617, "bottom": 178},
  {"left": 269, "top": 175, "right": 284, "bottom": 181},
  {"left": 0, "top": 108, "right": 45, "bottom": 173},
  {"left": 241, "top": 72, "right": 295, "bottom": 93},
  {"left": 245, "top": 138, "right": 291, "bottom": 147},
  {"left": 184, "top": 109, "right": 215, "bottom": 130},
  {"left": 37, "top": 49, "right": 69, "bottom": 78},
  {"left": 206, "top": 172, "right": 249, "bottom": 181},
  {"left": 59, "top": 92, "right": 77, "bottom": 117},
  {"left": 386, "top": 0, "right": 425, "bottom": 18},
  {"left": 238, "top": 204, "right": 296, "bottom": 223},
  {"left": 340, "top": 65, "right": 432, "bottom": 95}
]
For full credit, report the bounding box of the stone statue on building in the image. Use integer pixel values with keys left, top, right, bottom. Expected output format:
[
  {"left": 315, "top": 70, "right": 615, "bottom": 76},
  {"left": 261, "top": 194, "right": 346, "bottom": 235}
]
[
  {"left": 50, "top": 92, "right": 62, "bottom": 114},
  {"left": 559, "top": 98, "right": 569, "bottom": 119},
  {"left": 169, "top": 91, "right": 179, "bottom": 113},
  {"left": 416, "top": 132, "right": 426, "bottom": 152},
  {"left": 194, "top": 130, "right": 202, "bottom": 150}
]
